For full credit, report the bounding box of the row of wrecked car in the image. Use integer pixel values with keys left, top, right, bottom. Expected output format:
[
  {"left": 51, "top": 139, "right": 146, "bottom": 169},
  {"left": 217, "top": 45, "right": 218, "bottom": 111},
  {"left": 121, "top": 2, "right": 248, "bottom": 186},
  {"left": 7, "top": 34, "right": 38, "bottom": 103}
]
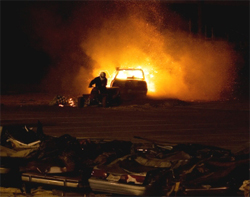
[{"left": 0, "top": 122, "right": 249, "bottom": 196}]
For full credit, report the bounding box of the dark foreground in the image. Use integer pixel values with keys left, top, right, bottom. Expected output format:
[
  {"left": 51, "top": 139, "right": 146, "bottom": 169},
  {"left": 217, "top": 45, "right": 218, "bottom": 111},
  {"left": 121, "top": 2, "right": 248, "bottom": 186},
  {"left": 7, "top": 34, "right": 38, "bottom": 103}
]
[{"left": 0, "top": 96, "right": 249, "bottom": 196}]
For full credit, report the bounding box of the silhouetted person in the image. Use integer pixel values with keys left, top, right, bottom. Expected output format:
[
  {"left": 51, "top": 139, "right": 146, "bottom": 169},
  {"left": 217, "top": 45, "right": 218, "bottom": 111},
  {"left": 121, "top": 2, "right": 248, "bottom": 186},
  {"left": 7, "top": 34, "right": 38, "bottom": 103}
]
[
  {"left": 88, "top": 72, "right": 107, "bottom": 105},
  {"left": 89, "top": 72, "right": 107, "bottom": 94}
]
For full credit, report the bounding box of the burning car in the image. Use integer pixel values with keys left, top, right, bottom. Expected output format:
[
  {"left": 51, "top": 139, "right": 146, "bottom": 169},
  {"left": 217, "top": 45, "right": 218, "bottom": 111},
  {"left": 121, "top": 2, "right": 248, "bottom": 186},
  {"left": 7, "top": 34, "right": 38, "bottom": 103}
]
[{"left": 110, "top": 68, "right": 148, "bottom": 97}]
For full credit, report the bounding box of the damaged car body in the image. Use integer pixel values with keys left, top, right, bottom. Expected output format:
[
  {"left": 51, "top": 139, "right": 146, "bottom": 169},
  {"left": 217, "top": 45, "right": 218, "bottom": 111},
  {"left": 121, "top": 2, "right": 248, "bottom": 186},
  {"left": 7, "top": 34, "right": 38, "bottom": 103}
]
[
  {"left": 89, "top": 138, "right": 249, "bottom": 196},
  {"left": 0, "top": 122, "right": 249, "bottom": 196},
  {"left": 110, "top": 68, "right": 148, "bottom": 97}
]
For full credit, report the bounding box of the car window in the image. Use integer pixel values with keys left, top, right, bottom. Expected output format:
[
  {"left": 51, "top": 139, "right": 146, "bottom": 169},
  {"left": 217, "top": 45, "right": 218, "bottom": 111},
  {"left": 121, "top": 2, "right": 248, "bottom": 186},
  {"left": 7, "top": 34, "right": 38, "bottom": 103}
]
[{"left": 116, "top": 70, "right": 144, "bottom": 79}]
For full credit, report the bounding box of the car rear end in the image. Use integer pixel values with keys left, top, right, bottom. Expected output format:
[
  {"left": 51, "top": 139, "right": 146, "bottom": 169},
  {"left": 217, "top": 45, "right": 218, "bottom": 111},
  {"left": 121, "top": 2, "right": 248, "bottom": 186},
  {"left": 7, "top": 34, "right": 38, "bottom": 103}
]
[
  {"left": 110, "top": 69, "right": 148, "bottom": 97},
  {"left": 112, "top": 79, "right": 147, "bottom": 96}
]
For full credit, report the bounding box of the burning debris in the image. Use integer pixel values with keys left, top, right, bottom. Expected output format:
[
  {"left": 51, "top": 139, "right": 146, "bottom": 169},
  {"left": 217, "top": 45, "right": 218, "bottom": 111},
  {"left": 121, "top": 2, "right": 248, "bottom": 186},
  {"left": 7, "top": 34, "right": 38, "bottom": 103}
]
[{"left": 49, "top": 95, "right": 77, "bottom": 107}]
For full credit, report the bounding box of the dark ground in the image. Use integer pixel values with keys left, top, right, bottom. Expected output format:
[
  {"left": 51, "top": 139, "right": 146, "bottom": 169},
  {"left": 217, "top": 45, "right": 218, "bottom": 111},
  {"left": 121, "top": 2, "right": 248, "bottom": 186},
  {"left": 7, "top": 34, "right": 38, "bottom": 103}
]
[{"left": 0, "top": 94, "right": 249, "bottom": 154}]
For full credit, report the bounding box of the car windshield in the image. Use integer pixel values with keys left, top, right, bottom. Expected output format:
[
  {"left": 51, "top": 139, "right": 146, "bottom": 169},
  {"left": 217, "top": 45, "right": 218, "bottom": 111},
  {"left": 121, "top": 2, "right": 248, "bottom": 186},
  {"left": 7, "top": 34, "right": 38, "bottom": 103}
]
[{"left": 116, "top": 69, "right": 144, "bottom": 80}]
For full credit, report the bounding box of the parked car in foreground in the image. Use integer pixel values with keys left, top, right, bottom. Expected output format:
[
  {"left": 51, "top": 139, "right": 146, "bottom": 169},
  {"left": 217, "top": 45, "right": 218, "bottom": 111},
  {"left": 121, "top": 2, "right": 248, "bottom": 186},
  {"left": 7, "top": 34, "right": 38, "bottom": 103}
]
[{"left": 110, "top": 68, "right": 148, "bottom": 97}]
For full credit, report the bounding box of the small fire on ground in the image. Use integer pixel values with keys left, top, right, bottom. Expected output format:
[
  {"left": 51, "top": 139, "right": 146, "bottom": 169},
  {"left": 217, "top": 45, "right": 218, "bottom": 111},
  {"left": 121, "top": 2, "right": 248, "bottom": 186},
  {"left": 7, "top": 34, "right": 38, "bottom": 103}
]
[{"left": 50, "top": 95, "right": 76, "bottom": 107}]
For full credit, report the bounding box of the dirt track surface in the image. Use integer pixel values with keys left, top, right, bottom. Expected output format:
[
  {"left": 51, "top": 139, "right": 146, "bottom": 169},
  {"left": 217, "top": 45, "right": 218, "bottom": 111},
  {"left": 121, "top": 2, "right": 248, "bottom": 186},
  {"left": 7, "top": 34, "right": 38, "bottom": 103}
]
[{"left": 0, "top": 94, "right": 249, "bottom": 153}]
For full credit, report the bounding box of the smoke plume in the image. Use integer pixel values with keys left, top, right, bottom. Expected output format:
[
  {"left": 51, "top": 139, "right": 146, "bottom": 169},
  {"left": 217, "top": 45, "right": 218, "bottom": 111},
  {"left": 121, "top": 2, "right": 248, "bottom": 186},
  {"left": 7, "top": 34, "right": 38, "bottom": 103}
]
[{"left": 29, "top": 1, "right": 238, "bottom": 101}]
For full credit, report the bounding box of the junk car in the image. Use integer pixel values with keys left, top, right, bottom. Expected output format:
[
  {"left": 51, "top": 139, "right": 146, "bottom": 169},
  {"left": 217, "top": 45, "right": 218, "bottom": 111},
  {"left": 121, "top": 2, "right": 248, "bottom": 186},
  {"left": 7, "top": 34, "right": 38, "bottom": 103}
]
[
  {"left": 89, "top": 138, "right": 249, "bottom": 196},
  {"left": 110, "top": 68, "right": 148, "bottom": 97},
  {"left": 0, "top": 123, "right": 249, "bottom": 196}
]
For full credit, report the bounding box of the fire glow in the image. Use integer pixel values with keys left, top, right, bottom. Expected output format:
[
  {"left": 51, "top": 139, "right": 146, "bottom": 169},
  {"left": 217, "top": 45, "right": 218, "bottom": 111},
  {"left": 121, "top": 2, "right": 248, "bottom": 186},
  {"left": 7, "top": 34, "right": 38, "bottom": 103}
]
[
  {"left": 105, "top": 66, "right": 156, "bottom": 93},
  {"left": 78, "top": 2, "right": 236, "bottom": 101},
  {"left": 31, "top": 1, "right": 238, "bottom": 101},
  {"left": 115, "top": 69, "right": 144, "bottom": 80}
]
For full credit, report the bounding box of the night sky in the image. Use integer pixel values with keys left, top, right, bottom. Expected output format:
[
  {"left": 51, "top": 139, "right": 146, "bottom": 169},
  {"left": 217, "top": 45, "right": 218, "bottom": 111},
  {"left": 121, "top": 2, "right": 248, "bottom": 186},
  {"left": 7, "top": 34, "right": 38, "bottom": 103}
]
[{"left": 1, "top": 1, "right": 249, "bottom": 99}]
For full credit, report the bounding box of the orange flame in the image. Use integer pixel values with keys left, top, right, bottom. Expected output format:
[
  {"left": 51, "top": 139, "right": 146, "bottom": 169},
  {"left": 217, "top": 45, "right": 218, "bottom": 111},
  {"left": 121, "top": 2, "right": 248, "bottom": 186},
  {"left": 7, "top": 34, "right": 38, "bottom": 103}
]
[
  {"left": 68, "top": 98, "right": 76, "bottom": 107},
  {"left": 78, "top": 2, "right": 236, "bottom": 101}
]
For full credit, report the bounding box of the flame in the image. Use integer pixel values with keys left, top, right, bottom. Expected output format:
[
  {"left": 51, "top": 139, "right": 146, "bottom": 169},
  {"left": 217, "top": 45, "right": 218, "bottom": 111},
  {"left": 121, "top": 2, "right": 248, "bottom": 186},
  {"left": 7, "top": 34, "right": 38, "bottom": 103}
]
[
  {"left": 79, "top": 2, "right": 236, "bottom": 101},
  {"left": 31, "top": 1, "right": 238, "bottom": 101},
  {"left": 115, "top": 69, "right": 144, "bottom": 80},
  {"left": 68, "top": 97, "right": 76, "bottom": 107},
  {"left": 57, "top": 97, "right": 76, "bottom": 107}
]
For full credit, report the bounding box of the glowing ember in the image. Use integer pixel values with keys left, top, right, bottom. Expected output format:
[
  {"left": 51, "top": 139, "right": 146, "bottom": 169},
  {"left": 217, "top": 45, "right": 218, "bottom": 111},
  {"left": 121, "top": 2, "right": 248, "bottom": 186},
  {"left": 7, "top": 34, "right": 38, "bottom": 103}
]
[
  {"left": 29, "top": 1, "right": 240, "bottom": 101},
  {"left": 59, "top": 104, "right": 64, "bottom": 107},
  {"left": 68, "top": 98, "right": 76, "bottom": 107},
  {"left": 78, "top": 1, "right": 236, "bottom": 101},
  {"left": 56, "top": 97, "right": 76, "bottom": 107}
]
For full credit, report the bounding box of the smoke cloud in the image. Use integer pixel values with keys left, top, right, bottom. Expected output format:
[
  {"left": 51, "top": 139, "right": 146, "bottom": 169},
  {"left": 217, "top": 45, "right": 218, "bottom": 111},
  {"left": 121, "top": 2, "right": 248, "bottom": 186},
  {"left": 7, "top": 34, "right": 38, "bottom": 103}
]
[{"left": 29, "top": 1, "right": 238, "bottom": 101}]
